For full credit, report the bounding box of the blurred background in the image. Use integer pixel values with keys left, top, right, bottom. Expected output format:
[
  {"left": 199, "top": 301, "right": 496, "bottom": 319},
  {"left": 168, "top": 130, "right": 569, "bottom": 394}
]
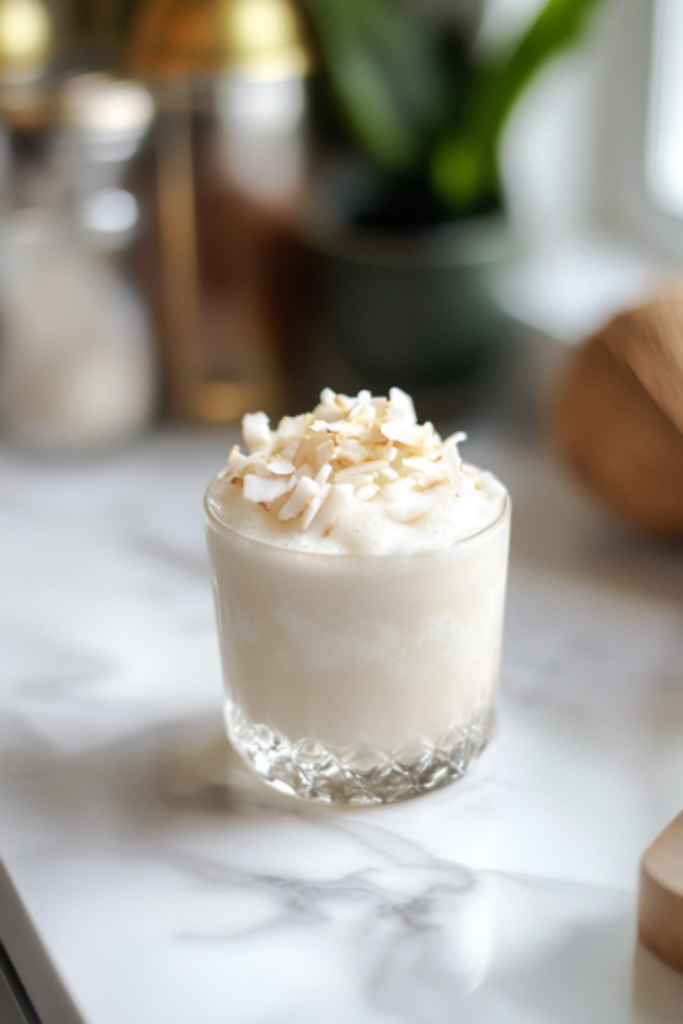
[
  {"left": 0, "top": 0, "right": 680, "bottom": 467},
  {"left": 4, "top": 6, "right": 683, "bottom": 1018}
]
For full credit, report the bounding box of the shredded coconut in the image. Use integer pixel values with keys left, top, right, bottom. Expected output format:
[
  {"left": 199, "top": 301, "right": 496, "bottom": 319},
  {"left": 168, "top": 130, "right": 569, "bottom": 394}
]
[
  {"left": 207, "top": 388, "right": 507, "bottom": 554},
  {"left": 222, "top": 388, "right": 466, "bottom": 534}
]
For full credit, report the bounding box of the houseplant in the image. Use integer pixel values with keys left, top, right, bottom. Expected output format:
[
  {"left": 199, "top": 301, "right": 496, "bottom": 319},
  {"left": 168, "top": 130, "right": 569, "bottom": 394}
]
[{"left": 299, "top": 0, "right": 606, "bottom": 387}]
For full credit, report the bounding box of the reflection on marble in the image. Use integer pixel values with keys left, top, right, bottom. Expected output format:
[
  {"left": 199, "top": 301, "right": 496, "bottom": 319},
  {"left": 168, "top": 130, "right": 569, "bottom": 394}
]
[{"left": 1, "top": 427, "right": 683, "bottom": 1024}]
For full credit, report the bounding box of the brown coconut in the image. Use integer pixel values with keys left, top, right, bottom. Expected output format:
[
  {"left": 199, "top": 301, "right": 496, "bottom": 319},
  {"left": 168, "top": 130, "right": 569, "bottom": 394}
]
[{"left": 552, "top": 287, "right": 683, "bottom": 539}]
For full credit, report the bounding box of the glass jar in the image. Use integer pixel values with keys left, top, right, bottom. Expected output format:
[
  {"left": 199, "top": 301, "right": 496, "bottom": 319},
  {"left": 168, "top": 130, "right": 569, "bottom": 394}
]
[{"left": 0, "top": 72, "right": 157, "bottom": 453}]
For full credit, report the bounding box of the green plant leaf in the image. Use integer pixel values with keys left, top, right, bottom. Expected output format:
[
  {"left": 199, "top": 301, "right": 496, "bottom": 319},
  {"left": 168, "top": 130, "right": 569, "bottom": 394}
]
[
  {"left": 433, "top": 0, "right": 606, "bottom": 214},
  {"left": 301, "top": 0, "right": 446, "bottom": 174}
]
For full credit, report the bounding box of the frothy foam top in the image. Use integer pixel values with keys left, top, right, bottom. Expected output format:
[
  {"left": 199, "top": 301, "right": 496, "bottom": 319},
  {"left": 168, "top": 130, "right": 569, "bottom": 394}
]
[{"left": 206, "top": 388, "right": 507, "bottom": 554}]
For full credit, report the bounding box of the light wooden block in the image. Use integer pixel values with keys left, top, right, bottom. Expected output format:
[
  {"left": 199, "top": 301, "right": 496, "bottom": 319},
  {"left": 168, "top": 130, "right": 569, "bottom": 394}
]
[{"left": 639, "top": 812, "right": 683, "bottom": 973}]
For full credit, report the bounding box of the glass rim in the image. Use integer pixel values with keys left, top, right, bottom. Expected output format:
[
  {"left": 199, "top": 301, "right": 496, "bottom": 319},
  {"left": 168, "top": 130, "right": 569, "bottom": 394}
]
[{"left": 204, "top": 476, "right": 511, "bottom": 563}]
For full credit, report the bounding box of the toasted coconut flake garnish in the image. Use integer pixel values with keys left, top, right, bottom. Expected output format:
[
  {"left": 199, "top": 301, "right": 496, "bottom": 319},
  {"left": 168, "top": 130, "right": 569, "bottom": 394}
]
[
  {"left": 336, "top": 458, "right": 389, "bottom": 476},
  {"left": 301, "top": 482, "right": 331, "bottom": 530},
  {"left": 244, "top": 474, "right": 294, "bottom": 504},
  {"left": 279, "top": 476, "right": 319, "bottom": 521},
  {"left": 347, "top": 389, "right": 371, "bottom": 419},
  {"left": 315, "top": 439, "right": 335, "bottom": 469},
  {"left": 312, "top": 483, "right": 354, "bottom": 536},
  {"left": 335, "top": 472, "right": 374, "bottom": 487},
  {"left": 335, "top": 438, "right": 367, "bottom": 463},
  {"left": 379, "top": 419, "right": 428, "bottom": 445},
  {"left": 242, "top": 412, "right": 271, "bottom": 453},
  {"left": 315, "top": 463, "right": 333, "bottom": 486},
  {"left": 268, "top": 456, "right": 296, "bottom": 476},
  {"left": 388, "top": 387, "right": 417, "bottom": 421},
  {"left": 227, "top": 445, "right": 249, "bottom": 476},
  {"left": 278, "top": 414, "right": 310, "bottom": 438},
  {"left": 441, "top": 434, "right": 465, "bottom": 495},
  {"left": 402, "top": 455, "right": 437, "bottom": 473},
  {"left": 225, "top": 388, "right": 467, "bottom": 531}
]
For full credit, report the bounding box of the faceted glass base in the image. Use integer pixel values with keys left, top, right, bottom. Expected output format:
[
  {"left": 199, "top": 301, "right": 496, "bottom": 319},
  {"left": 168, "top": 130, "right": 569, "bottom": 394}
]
[{"left": 225, "top": 703, "right": 496, "bottom": 805}]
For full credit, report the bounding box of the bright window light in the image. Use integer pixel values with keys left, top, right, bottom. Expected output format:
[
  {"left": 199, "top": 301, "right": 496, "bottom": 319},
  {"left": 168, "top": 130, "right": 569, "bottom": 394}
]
[{"left": 647, "top": 0, "right": 683, "bottom": 218}]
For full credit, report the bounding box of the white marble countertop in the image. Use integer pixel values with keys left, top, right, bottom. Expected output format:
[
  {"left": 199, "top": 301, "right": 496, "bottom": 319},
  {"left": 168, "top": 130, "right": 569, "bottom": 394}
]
[{"left": 1, "top": 413, "right": 683, "bottom": 1024}]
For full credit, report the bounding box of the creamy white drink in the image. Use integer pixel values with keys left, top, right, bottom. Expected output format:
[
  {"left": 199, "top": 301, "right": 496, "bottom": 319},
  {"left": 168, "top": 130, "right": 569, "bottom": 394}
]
[{"left": 205, "top": 388, "right": 510, "bottom": 803}]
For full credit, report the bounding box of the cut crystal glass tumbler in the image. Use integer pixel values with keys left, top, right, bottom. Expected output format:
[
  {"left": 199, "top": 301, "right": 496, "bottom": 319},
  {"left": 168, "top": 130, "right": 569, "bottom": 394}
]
[{"left": 205, "top": 486, "right": 510, "bottom": 804}]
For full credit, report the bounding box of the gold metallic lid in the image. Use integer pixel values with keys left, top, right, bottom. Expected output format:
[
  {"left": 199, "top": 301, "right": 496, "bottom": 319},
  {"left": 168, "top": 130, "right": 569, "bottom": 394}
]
[
  {"left": 0, "top": 0, "right": 51, "bottom": 82},
  {"left": 127, "top": 0, "right": 313, "bottom": 80}
]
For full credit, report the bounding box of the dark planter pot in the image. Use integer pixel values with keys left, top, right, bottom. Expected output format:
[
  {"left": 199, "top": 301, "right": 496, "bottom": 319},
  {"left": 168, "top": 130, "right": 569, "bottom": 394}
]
[{"left": 304, "top": 215, "right": 512, "bottom": 391}]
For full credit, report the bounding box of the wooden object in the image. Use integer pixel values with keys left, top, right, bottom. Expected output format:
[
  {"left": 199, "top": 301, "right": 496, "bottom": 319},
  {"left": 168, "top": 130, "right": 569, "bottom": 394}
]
[{"left": 639, "top": 812, "right": 683, "bottom": 973}]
